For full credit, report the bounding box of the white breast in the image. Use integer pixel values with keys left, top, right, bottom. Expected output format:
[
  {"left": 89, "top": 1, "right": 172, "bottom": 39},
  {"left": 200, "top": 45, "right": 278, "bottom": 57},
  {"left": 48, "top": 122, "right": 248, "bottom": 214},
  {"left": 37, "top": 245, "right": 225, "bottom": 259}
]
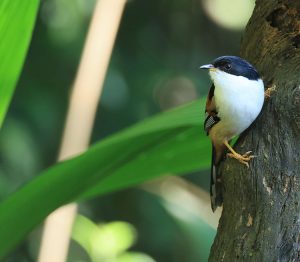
[{"left": 209, "top": 70, "right": 264, "bottom": 137}]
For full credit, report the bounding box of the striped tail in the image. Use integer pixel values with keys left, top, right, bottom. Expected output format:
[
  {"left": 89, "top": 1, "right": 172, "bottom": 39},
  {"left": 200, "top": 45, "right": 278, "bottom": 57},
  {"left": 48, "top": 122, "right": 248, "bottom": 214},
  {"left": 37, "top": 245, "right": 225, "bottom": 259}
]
[{"left": 210, "top": 145, "right": 223, "bottom": 212}]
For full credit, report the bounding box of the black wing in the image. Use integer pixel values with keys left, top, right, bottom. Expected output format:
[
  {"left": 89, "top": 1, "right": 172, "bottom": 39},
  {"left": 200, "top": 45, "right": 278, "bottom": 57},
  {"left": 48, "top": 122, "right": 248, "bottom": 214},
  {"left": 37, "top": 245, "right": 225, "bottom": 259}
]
[
  {"left": 204, "top": 84, "right": 223, "bottom": 211},
  {"left": 204, "top": 84, "right": 220, "bottom": 134}
]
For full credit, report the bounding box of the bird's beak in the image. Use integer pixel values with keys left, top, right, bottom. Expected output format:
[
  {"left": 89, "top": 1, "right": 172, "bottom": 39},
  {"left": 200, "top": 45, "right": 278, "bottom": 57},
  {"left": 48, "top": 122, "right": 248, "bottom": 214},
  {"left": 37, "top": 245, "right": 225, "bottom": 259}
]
[{"left": 199, "top": 64, "right": 214, "bottom": 70}]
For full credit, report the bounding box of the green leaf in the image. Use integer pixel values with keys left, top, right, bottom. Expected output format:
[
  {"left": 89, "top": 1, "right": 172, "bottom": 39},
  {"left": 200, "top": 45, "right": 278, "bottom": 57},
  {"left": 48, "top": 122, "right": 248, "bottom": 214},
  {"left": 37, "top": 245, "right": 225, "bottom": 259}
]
[
  {"left": 72, "top": 215, "right": 137, "bottom": 261},
  {"left": 117, "top": 252, "right": 155, "bottom": 262},
  {"left": 0, "top": 100, "right": 210, "bottom": 258},
  {"left": 0, "top": 0, "right": 39, "bottom": 128},
  {"left": 72, "top": 215, "right": 100, "bottom": 258}
]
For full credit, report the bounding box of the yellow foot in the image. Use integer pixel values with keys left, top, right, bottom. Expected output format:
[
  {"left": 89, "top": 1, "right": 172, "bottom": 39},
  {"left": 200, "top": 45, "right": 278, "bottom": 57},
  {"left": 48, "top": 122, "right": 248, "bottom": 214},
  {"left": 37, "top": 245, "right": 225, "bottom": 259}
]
[
  {"left": 264, "top": 85, "right": 276, "bottom": 98},
  {"left": 227, "top": 151, "right": 256, "bottom": 168}
]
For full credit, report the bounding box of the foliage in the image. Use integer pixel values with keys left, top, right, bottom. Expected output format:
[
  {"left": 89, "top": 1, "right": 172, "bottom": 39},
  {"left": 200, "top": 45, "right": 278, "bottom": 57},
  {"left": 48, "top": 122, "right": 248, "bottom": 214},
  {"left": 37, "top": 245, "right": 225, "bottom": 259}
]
[
  {"left": 0, "top": 99, "right": 210, "bottom": 258},
  {"left": 72, "top": 214, "right": 155, "bottom": 262},
  {"left": 0, "top": 0, "right": 252, "bottom": 260},
  {"left": 0, "top": 0, "right": 39, "bottom": 128}
]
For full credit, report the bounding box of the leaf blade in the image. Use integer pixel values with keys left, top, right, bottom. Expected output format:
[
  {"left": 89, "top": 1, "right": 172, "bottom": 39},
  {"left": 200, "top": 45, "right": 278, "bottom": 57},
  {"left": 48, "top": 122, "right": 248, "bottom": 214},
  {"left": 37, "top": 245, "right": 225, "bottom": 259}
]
[
  {"left": 0, "top": 100, "right": 210, "bottom": 257},
  {"left": 0, "top": 0, "right": 40, "bottom": 127}
]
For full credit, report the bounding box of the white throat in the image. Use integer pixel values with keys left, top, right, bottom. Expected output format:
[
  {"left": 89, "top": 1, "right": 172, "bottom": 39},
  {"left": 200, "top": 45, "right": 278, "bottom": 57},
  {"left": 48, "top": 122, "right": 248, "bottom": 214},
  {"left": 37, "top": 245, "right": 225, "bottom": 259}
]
[{"left": 209, "top": 70, "right": 264, "bottom": 137}]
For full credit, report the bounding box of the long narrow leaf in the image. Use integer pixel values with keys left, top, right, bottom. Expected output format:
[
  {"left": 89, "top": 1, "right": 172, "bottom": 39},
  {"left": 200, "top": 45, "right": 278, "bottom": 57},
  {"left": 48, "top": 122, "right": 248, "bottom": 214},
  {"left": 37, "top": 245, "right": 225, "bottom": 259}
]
[
  {"left": 0, "top": 0, "right": 39, "bottom": 127},
  {"left": 0, "top": 100, "right": 210, "bottom": 258}
]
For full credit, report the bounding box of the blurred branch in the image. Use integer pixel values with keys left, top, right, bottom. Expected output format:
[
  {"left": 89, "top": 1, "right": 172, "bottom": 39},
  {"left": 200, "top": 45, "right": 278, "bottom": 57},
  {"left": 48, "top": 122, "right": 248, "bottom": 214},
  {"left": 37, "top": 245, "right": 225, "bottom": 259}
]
[
  {"left": 37, "top": 0, "right": 126, "bottom": 261},
  {"left": 142, "top": 176, "right": 221, "bottom": 229}
]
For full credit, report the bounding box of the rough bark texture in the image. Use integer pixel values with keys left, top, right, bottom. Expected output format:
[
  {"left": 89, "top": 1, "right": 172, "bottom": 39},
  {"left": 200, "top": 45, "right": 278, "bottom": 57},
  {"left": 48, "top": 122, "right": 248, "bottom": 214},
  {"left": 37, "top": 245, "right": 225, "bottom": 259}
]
[{"left": 209, "top": 1, "right": 300, "bottom": 261}]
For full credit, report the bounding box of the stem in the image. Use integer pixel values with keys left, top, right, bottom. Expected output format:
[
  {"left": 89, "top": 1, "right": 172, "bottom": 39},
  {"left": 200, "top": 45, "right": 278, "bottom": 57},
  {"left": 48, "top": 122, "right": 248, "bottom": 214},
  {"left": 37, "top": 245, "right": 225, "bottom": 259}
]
[{"left": 37, "top": 1, "right": 126, "bottom": 261}]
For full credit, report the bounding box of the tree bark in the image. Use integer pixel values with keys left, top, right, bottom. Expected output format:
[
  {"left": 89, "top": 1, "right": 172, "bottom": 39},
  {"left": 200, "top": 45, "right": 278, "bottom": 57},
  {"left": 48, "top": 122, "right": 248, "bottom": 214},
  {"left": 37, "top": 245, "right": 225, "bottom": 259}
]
[{"left": 209, "top": 1, "right": 300, "bottom": 261}]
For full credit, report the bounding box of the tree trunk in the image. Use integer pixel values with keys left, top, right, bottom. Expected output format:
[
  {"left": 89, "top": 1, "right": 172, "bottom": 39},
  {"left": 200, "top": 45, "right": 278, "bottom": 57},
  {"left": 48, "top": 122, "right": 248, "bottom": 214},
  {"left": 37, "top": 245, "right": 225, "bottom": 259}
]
[{"left": 209, "top": 1, "right": 300, "bottom": 261}]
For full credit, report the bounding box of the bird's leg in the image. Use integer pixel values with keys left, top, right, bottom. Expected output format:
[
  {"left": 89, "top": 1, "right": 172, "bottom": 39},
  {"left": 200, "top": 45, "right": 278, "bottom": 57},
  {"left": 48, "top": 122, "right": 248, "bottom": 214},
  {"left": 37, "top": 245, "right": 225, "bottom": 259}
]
[{"left": 223, "top": 140, "right": 255, "bottom": 168}]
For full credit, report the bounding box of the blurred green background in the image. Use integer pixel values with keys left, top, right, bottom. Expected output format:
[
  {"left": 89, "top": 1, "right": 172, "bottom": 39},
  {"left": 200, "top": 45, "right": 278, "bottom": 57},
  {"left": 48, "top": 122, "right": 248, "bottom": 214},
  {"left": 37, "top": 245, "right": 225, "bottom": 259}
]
[{"left": 1, "top": 0, "right": 255, "bottom": 261}]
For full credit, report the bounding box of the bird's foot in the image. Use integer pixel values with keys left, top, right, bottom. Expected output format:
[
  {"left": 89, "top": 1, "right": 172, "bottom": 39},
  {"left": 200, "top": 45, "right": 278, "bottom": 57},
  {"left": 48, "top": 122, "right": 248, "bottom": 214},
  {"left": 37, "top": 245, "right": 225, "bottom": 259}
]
[
  {"left": 227, "top": 151, "right": 256, "bottom": 168},
  {"left": 264, "top": 85, "right": 276, "bottom": 99}
]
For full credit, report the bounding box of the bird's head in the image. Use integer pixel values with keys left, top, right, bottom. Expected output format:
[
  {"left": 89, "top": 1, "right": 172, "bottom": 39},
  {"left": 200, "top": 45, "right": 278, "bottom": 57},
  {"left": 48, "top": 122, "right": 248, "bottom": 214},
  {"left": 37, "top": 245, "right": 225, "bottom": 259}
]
[{"left": 200, "top": 56, "right": 260, "bottom": 81}]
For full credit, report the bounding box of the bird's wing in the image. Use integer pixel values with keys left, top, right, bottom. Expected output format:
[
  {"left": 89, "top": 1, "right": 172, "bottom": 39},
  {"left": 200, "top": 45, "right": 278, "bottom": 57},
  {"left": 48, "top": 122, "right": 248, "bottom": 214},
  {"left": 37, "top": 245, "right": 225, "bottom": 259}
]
[
  {"left": 204, "top": 84, "right": 220, "bottom": 133},
  {"left": 203, "top": 84, "right": 223, "bottom": 211}
]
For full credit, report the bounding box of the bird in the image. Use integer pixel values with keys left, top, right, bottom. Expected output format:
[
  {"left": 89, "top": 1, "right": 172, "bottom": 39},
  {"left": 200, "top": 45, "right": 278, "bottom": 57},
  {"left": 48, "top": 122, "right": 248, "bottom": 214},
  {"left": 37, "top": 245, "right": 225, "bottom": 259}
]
[{"left": 200, "top": 56, "right": 265, "bottom": 211}]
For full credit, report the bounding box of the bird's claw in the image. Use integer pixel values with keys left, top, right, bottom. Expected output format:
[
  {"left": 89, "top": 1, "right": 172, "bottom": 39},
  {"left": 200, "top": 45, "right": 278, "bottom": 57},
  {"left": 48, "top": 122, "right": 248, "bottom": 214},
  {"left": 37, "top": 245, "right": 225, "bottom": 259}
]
[
  {"left": 242, "top": 151, "right": 257, "bottom": 159},
  {"left": 227, "top": 151, "right": 256, "bottom": 168},
  {"left": 264, "top": 86, "right": 276, "bottom": 99}
]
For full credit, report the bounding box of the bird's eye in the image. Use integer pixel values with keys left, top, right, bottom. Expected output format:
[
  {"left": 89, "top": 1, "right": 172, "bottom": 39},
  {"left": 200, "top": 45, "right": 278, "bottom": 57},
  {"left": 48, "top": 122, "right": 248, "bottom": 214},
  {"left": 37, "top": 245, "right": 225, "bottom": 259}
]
[{"left": 225, "top": 64, "right": 231, "bottom": 70}]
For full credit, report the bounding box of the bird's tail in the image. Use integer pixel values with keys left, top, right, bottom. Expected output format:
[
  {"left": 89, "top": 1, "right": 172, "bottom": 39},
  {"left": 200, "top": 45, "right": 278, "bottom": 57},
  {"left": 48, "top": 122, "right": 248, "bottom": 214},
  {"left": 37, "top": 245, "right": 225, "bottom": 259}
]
[{"left": 210, "top": 145, "right": 223, "bottom": 212}]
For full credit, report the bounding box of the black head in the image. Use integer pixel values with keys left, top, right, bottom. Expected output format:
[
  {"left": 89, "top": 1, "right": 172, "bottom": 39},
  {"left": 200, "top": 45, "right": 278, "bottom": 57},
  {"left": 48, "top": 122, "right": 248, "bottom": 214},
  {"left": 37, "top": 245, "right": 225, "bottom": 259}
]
[{"left": 201, "top": 56, "right": 260, "bottom": 80}]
